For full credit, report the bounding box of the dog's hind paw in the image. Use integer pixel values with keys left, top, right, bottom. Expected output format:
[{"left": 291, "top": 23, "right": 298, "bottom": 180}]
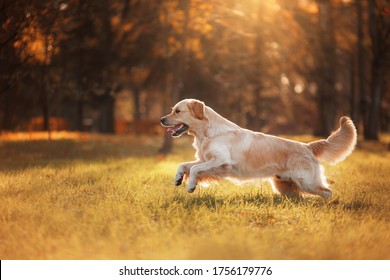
[{"left": 319, "top": 186, "right": 332, "bottom": 200}]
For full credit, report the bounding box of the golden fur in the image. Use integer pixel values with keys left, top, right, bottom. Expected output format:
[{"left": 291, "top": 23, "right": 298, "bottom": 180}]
[{"left": 160, "top": 99, "right": 357, "bottom": 199}]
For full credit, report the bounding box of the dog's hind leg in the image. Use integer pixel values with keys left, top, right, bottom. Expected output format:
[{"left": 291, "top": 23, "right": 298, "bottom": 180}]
[
  {"left": 294, "top": 169, "right": 332, "bottom": 199},
  {"left": 271, "top": 177, "right": 302, "bottom": 198},
  {"left": 287, "top": 158, "right": 332, "bottom": 199},
  {"left": 302, "top": 165, "right": 332, "bottom": 199}
]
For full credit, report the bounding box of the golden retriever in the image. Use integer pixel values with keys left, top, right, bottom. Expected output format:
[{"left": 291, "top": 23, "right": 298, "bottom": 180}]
[{"left": 160, "top": 99, "right": 357, "bottom": 199}]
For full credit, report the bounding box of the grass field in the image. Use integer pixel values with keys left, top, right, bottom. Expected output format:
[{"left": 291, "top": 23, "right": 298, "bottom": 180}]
[{"left": 0, "top": 133, "right": 389, "bottom": 260}]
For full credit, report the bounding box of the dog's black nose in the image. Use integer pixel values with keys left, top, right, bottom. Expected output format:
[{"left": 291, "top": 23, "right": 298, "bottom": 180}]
[{"left": 160, "top": 117, "right": 166, "bottom": 125}]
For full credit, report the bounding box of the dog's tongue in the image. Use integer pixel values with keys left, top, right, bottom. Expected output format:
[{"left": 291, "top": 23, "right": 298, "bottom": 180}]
[{"left": 166, "top": 124, "right": 182, "bottom": 134}]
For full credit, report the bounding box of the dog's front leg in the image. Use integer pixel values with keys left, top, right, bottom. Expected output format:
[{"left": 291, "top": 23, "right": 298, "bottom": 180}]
[
  {"left": 175, "top": 160, "right": 201, "bottom": 186},
  {"left": 187, "top": 160, "right": 229, "bottom": 193}
]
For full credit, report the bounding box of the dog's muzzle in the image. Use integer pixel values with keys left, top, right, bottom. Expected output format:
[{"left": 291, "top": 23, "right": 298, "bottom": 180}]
[{"left": 160, "top": 117, "right": 189, "bottom": 137}]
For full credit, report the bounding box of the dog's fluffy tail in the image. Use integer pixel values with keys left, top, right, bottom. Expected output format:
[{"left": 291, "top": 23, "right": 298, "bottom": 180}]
[{"left": 308, "top": 117, "right": 357, "bottom": 165}]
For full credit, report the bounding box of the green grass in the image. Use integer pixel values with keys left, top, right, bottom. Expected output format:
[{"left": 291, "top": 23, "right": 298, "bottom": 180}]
[{"left": 0, "top": 134, "right": 389, "bottom": 260}]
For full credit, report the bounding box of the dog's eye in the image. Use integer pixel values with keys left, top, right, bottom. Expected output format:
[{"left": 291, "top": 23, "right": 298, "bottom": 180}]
[{"left": 175, "top": 109, "right": 181, "bottom": 114}]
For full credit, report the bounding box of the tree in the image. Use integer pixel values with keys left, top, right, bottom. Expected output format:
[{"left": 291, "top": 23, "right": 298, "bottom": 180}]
[
  {"left": 355, "top": 0, "right": 368, "bottom": 129},
  {"left": 159, "top": 0, "right": 191, "bottom": 154},
  {"left": 0, "top": 0, "right": 29, "bottom": 130},
  {"left": 364, "top": 0, "right": 389, "bottom": 140}
]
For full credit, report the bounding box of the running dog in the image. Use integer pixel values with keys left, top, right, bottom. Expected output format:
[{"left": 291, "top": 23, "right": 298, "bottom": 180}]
[{"left": 160, "top": 99, "right": 357, "bottom": 199}]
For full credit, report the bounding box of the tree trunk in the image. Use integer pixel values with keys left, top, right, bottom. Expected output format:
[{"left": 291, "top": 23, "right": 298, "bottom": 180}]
[
  {"left": 252, "top": 3, "right": 264, "bottom": 131},
  {"left": 365, "top": 60, "right": 382, "bottom": 140},
  {"left": 349, "top": 53, "right": 358, "bottom": 122},
  {"left": 365, "top": 0, "right": 383, "bottom": 140},
  {"left": 159, "top": 0, "right": 190, "bottom": 155},
  {"left": 42, "top": 90, "right": 51, "bottom": 139},
  {"left": 314, "top": 0, "right": 337, "bottom": 137},
  {"left": 41, "top": 71, "right": 51, "bottom": 138},
  {"left": 77, "top": 94, "right": 84, "bottom": 132},
  {"left": 356, "top": 0, "right": 368, "bottom": 131},
  {"left": 2, "top": 90, "right": 12, "bottom": 130},
  {"left": 131, "top": 86, "right": 146, "bottom": 135},
  {"left": 171, "top": 0, "right": 189, "bottom": 103},
  {"left": 132, "top": 87, "right": 142, "bottom": 122},
  {"left": 98, "top": 89, "right": 115, "bottom": 134}
]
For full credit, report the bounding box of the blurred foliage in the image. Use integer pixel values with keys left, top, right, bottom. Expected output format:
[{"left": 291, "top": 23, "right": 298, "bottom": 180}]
[{"left": 0, "top": 0, "right": 389, "bottom": 139}]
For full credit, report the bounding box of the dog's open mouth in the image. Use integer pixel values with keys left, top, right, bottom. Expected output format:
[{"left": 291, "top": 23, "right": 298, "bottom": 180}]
[{"left": 166, "top": 123, "right": 189, "bottom": 137}]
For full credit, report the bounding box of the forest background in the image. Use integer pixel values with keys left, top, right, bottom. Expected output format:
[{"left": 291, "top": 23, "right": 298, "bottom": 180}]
[{"left": 0, "top": 0, "right": 389, "bottom": 150}]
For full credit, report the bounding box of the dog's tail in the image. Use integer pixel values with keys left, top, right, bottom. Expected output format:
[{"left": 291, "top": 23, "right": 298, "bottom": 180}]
[{"left": 308, "top": 116, "right": 357, "bottom": 165}]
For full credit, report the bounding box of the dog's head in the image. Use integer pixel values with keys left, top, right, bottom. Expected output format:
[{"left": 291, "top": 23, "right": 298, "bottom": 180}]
[{"left": 160, "top": 99, "right": 206, "bottom": 137}]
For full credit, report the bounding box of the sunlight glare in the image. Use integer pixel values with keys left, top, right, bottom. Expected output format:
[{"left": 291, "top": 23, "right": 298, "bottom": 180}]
[
  {"left": 294, "top": 83, "right": 304, "bottom": 94},
  {"left": 281, "top": 74, "right": 289, "bottom": 86}
]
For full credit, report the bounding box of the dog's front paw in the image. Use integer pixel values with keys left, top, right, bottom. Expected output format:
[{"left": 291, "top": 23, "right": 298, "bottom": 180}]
[
  {"left": 174, "top": 172, "right": 184, "bottom": 186},
  {"left": 187, "top": 178, "right": 197, "bottom": 193},
  {"left": 187, "top": 185, "right": 196, "bottom": 193}
]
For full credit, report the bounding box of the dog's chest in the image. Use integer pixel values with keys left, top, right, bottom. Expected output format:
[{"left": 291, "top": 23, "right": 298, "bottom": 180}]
[{"left": 193, "top": 137, "right": 213, "bottom": 161}]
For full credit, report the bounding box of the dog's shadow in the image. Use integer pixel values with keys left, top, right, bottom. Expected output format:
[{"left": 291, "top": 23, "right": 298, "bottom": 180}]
[
  {"left": 170, "top": 190, "right": 325, "bottom": 211},
  {"left": 165, "top": 188, "right": 372, "bottom": 213}
]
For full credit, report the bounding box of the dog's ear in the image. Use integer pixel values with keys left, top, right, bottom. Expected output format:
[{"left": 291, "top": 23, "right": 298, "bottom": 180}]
[{"left": 187, "top": 100, "right": 205, "bottom": 120}]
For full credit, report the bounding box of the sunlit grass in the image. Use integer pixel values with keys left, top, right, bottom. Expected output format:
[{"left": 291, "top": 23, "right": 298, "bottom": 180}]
[{"left": 0, "top": 134, "right": 389, "bottom": 259}]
